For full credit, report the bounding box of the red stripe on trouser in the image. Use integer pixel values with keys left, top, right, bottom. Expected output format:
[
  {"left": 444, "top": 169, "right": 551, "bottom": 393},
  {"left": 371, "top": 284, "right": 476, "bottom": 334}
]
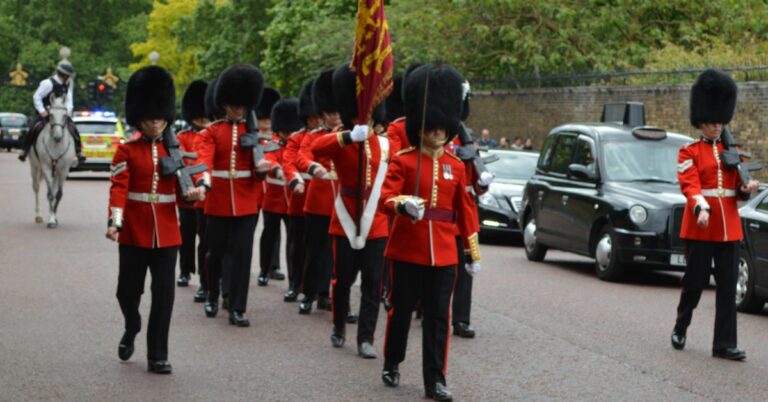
[
  {"left": 330, "top": 236, "right": 338, "bottom": 324},
  {"left": 382, "top": 260, "right": 396, "bottom": 355},
  {"left": 443, "top": 264, "right": 458, "bottom": 375}
]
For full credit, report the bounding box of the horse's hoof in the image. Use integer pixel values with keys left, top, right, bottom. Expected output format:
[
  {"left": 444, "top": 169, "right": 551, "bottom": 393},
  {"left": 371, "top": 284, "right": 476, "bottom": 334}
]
[
  {"left": 46, "top": 222, "right": 58, "bottom": 229},
  {"left": 35, "top": 217, "right": 43, "bottom": 224}
]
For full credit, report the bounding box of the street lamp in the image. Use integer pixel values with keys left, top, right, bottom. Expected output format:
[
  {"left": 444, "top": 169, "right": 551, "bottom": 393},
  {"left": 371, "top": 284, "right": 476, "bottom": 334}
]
[
  {"left": 59, "top": 47, "right": 71, "bottom": 62},
  {"left": 149, "top": 51, "right": 159, "bottom": 65}
]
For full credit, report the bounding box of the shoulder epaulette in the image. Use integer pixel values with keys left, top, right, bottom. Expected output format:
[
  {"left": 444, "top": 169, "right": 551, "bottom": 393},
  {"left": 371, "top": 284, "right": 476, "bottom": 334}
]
[
  {"left": 396, "top": 146, "right": 416, "bottom": 156},
  {"left": 445, "top": 151, "right": 462, "bottom": 162},
  {"left": 393, "top": 116, "right": 405, "bottom": 123},
  {"left": 124, "top": 136, "right": 141, "bottom": 144},
  {"left": 310, "top": 127, "right": 324, "bottom": 134}
]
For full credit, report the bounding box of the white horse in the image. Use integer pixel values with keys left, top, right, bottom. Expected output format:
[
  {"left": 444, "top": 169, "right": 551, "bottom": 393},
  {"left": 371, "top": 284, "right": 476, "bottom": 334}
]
[{"left": 28, "top": 95, "right": 76, "bottom": 228}]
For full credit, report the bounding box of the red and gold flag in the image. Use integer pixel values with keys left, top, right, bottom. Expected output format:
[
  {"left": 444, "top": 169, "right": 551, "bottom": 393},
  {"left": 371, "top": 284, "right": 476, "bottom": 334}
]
[{"left": 351, "top": 0, "right": 393, "bottom": 124}]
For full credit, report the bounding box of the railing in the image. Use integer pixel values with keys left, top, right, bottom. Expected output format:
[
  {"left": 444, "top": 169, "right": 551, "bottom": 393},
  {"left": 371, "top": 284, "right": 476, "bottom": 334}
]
[{"left": 471, "top": 65, "right": 768, "bottom": 91}]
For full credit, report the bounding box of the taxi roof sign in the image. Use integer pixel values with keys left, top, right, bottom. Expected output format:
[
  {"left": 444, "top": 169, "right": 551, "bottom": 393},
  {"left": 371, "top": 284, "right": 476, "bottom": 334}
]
[{"left": 601, "top": 102, "right": 645, "bottom": 127}]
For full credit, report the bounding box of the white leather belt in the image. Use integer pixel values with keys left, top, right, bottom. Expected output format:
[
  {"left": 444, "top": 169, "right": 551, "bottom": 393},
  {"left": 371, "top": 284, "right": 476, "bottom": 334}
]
[
  {"left": 266, "top": 177, "right": 286, "bottom": 186},
  {"left": 127, "top": 192, "right": 176, "bottom": 203},
  {"left": 300, "top": 173, "right": 313, "bottom": 180},
  {"left": 701, "top": 189, "right": 736, "bottom": 197},
  {"left": 212, "top": 169, "right": 252, "bottom": 179}
]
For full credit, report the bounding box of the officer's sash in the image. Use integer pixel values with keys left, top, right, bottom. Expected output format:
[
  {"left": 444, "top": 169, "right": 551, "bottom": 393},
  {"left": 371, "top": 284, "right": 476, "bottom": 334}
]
[{"left": 334, "top": 136, "right": 389, "bottom": 250}]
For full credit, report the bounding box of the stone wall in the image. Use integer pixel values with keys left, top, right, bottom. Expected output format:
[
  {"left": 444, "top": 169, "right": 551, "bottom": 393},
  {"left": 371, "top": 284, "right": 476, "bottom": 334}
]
[{"left": 466, "top": 82, "right": 768, "bottom": 179}]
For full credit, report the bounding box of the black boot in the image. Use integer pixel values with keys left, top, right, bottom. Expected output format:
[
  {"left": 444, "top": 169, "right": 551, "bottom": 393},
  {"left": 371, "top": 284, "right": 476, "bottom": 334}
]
[{"left": 18, "top": 150, "right": 28, "bottom": 162}]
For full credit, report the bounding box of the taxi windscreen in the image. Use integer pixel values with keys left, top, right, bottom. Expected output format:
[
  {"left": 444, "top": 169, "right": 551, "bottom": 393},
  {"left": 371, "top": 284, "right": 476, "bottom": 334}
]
[{"left": 601, "top": 138, "right": 691, "bottom": 183}]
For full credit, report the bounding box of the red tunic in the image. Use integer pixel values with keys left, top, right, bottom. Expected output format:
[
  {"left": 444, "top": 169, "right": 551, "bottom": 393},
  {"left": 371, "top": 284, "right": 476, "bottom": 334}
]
[
  {"left": 311, "top": 131, "right": 389, "bottom": 239},
  {"left": 380, "top": 147, "right": 478, "bottom": 266},
  {"left": 194, "top": 120, "right": 264, "bottom": 217},
  {"left": 296, "top": 127, "right": 337, "bottom": 216},
  {"left": 386, "top": 117, "right": 409, "bottom": 155},
  {"left": 108, "top": 135, "right": 181, "bottom": 248},
  {"left": 283, "top": 129, "right": 309, "bottom": 217},
  {"left": 448, "top": 139, "right": 484, "bottom": 235},
  {"left": 261, "top": 134, "right": 289, "bottom": 215},
  {"left": 678, "top": 138, "right": 748, "bottom": 242}
]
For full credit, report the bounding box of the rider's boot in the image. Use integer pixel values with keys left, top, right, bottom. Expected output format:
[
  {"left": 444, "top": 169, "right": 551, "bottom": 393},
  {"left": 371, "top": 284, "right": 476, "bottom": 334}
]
[
  {"left": 18, "top": 121, "right": 42, "bottom": 162},
  {"left": 69, "top": 125, "right": 86, "bottom": 163}
]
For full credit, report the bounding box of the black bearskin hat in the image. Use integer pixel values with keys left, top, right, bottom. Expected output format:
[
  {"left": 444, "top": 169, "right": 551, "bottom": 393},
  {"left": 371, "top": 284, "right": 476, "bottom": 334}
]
[
  {"left": 125, "top": 65, "right": 175, "bottom": 126},
  {"left": 372, "top": 102, "right": 387, "bottom": 126},
  {"left": 181, "top": 79, "right": 208, "bottom": 125},
  {"left": 257, "top": 87, "right": 281, "bottom": 120},
  {"left": 385, "top": 75, "right": 404, "bottom": 121},
  {"left": 204, "top": 76, "right": 224, "bottom": 121},
  {"left": 312, "top": 69, "right": 337, "bottom": 115},
  {"left": 404, "top": 63, "right": 465, "bottom": 147},
  {"left": 215, "top": 63, "right": 264, "bottom": 109},
  {"left": 332, "top": 64, "right": 358, "bottom": 129},
  {"left": 298, "top": 80, "right": 316, "bottom": 124},
  {"left": 690, "top": 69, "right": 737, "bottom": 127},
  {"left": 402, "top": 63, "right": 424, "bottom": 104},
  {"left": 271, "top": 98, "right": 303, "bottom": 134}
]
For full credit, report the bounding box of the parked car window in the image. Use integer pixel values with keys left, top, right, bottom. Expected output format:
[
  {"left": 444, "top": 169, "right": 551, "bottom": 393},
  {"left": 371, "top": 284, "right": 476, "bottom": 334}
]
[
  {"left": 601, "top": 138, "right": 687, "bottom": 183},
  {"left": 572, "top": 137, "right": 596, "bottom": 173},
  {"left": 0, "top": 114, "right": 27, "bottom": 127},
  {"left": 484, "top": 152, "right": 538, "bottom": 181},
  {"left": 548, "top": 135, "right": 577, "bottom": 175},
  {"left": 757, "top": 194, "right": 768, "bottom": 214},
  {"left": 537, "top": 135, "right": 557, "bottom": 171}
]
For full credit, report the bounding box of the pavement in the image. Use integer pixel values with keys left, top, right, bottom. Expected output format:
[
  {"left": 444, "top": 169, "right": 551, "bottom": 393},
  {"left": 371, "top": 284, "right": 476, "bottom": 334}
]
[{"left": 2, "top": 150, "right": 768, "bottom": 401}]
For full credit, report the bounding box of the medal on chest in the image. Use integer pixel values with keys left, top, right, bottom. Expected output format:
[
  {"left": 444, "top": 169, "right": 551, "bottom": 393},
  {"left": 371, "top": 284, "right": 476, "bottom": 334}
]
[{"left": 442, "top": 164, "right": 453, "bottom": 180}]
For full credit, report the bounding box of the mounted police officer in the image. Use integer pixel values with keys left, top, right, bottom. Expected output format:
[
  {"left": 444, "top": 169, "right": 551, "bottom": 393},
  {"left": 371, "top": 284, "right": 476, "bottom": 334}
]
[{"left": 19, "top": 61, "right": 85, "bottom": 163}]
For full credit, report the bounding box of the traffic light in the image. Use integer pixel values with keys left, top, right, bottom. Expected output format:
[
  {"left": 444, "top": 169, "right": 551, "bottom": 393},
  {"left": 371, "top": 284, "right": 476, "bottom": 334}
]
[{"left": 87, "top": 80, "right": 98, "bottom": 102}]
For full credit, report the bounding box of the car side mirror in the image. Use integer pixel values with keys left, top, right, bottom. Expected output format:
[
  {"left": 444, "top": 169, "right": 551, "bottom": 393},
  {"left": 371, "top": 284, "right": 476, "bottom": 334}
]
[{"left": 568, "top": 163, "right": 598, "bottom": 181}]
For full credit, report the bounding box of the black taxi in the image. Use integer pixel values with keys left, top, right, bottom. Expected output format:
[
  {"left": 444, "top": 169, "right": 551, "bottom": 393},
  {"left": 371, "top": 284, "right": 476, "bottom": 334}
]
[{"left": 521, "top": 104, "right": 694, "bottom": 280}]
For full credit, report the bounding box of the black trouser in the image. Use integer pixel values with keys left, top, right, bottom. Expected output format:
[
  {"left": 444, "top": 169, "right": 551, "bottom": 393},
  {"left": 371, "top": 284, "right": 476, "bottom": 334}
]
[
  {"left": 287, "top": 216, "right": 306, "bottom": 291},
  {"left": 384, "top": 261, "right": 456, "bottom": 388},
  {"left": 331, "top": 236, "right": 386, "bottom": 344},
  {"left": 260, "top": 211, "right": 287, "bottom": 276},
  {"left": 196, "top": 209, "right": 209, "bottom": 290},
  {"left": 301, "top": 213, "right": 333, "bottom": 300},
  {"left": 206, "top": 214, "right": 258, "bottom": 313},
  {"left": 116, "top": 245, "right": 177, "bottom": 361},
  {"left": 23, "top": 115, "right": 82, "bottom": 153},
  {"left": 674, "top": 240, "right": 739, "bottom": 352},
  {"left": 178, "top": 207, "right": 198, "bottom": 276},
  {"left": 452, "top": 236, "right": 472, "bottom": 325}
]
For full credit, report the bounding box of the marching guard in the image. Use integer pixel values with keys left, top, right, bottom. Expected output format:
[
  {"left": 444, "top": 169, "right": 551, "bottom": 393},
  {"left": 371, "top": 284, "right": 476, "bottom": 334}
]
[
  {"left": 106, "top": 66, "right": 204, "bottom": 373},
  {"left": 281, "top": 81, "right": 321, "bottom": 302},
  {"left": 296, "top": 69, "right": 339, "bottom": 314},
  {"left": 311, "top": 64, "right": 389, "bottom": 358},
  {"left": 176, "top": 80, "right": 209, "bottom": 290},
  {"left": 195, "top": 64, "right": 271, "bottom": 327},
  {"left": 259, "top": 98, "right": 303, "bottom": 288},
  {"left": 671, "top": 69, "right": 759, "bottom": 360},
  {"left": 256, "top": 87, "right": 288, "bottom": 284},
  {"left": 379, "top": 63, "right": 480, "bottom": 401}
]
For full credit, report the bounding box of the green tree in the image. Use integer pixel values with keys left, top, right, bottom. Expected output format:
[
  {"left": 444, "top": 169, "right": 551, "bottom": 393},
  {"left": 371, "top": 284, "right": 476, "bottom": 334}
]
[{"left": 261, "top": 0, "right": 357, "bottom": 94}]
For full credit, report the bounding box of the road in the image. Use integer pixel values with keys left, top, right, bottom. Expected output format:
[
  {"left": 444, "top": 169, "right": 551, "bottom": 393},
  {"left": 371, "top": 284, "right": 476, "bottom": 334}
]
[{"left": 2, "top": 150, "right": 768, "bottom": 401}]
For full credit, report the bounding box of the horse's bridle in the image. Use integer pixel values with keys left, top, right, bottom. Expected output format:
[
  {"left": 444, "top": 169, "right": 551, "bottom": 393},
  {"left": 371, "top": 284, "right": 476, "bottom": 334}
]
[{"left": 47, "top": 104, "right": 68, "bottom": 131}]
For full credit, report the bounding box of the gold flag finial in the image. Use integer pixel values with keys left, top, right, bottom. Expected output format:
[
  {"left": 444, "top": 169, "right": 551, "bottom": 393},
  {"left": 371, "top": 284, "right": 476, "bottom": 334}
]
[
  {"left": 102, "top": 67, "right": 119, "bottom": 88},
  {"left": 9, "top": 63, "right": 29, "bottom": 86}
]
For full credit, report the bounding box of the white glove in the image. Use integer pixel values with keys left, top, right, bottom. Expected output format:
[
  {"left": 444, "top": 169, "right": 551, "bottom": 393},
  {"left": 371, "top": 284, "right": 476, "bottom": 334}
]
[
  {"left": 350, "top": 124, "right": 369, "bottom": 142},
  {"left": 465, "top": 262, "right": 481, "bottom": 276},
  {"left": 402, "top": 197, "right": 425, "bottom": 221},
  {"left": 478, "top": 171, "right": 494, "bottom": 187}
]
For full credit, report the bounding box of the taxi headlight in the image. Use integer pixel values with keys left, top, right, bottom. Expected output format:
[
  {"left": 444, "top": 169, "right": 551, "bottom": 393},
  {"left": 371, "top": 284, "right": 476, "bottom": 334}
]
[
  {"left": 478, "top": 193, "right": 501, "bottom": 209},
  {"left": 629, "top": 205, "right": 648, "bottom": 224}
]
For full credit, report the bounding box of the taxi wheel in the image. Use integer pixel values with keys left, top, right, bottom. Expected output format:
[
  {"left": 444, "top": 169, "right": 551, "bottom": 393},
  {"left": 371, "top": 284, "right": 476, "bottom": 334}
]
[
  {"left": 736, "top": 249, "right": 765, "bottom": 313},
  {"left": 594, "top": 225, "right": 624, "bottom": 281},
  {"left": 523, "top": 214, "right": 547, "bottom": 262}
]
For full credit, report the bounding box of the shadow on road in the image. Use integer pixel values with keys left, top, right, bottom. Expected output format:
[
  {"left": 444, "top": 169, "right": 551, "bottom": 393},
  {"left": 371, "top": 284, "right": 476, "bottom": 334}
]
[
  {"left": 538, "top": 258, "right": 684, "bottom": 288},
  {"left": 480, "top": 232, "right": 522, "bottom": 246}
]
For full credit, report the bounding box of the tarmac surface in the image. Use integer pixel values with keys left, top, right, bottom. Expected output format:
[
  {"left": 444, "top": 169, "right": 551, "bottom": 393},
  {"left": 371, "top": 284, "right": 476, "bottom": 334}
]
[{"left": 2, "top": 151, "right": 768, "bottom": 401}]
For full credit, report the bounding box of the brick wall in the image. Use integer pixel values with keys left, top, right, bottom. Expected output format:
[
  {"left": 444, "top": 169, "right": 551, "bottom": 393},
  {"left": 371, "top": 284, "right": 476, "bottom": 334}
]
[{"left": 466, "top": 83, "right": 768, "bottom": 179}]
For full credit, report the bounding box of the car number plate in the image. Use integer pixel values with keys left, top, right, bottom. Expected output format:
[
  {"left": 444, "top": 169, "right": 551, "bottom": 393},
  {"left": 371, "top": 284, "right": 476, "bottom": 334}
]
[{"left": 670, "top": 254, "right": 687, "bottom": 266}]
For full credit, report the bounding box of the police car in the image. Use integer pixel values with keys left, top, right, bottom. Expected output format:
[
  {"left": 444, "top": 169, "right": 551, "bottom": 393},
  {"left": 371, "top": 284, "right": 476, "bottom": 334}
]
[{"left": 70, "top": 110, "right": 126, "bottom": 171}]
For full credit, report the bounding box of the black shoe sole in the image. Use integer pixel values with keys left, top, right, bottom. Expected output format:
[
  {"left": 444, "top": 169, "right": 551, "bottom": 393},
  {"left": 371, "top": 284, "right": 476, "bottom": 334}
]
[
  {"left": 147, "top": 363, "right": 172, "bottom": 374},
  {"left": 229, "top": 319, "right": 250, "bottom": 327},
  {"left": 713, "top": 352, "right": 746, "bottom": 361}
]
